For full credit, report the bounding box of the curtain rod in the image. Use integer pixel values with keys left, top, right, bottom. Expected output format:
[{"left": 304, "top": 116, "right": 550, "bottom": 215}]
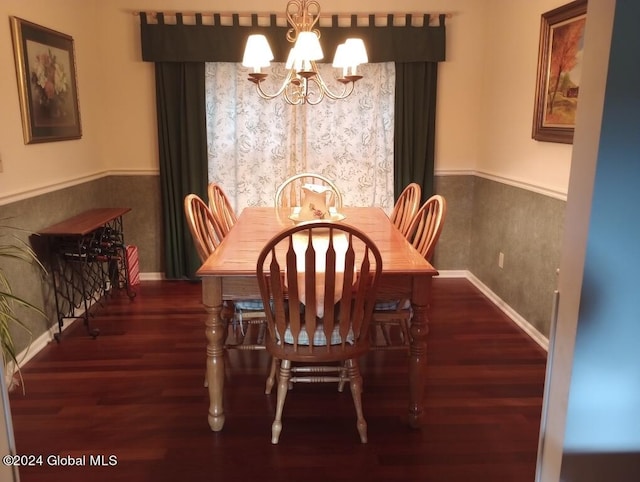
[{"left": 132, "top": 10, "right": 452, "bottom": 20}]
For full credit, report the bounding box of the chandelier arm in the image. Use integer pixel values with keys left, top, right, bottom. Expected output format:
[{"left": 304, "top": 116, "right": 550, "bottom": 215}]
[
  {"left": 254, "top": 69, "right": 299, "bottom": 100},
  {"left": 309, "top": 62, "right": 355, "bottom": 101},
  {"left": 283, "top": 87, "right": 304, "bottom": 105},
  {"left": 315, "top": 76, "right": 354, "bottom": 101},
  {"left": 304, "top": 77, "right": 325, "bottom": 105}
]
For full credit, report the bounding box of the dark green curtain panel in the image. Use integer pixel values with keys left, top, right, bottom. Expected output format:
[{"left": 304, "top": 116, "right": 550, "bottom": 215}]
[
  {"left": 139, "top": 12, "right": 445, "bottom": 278},
  {"left": 394, "top": 62, "right": 439, "bottom": 202},
  {"left": 155, "top": 62, "right": 208, "bottom": 279}
]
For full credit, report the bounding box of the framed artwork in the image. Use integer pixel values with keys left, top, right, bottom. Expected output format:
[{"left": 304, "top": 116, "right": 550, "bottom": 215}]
[
  {"left": 10, "top": 17, "right": 82, "bottom": 144},
  {"left": 532, "top": 0, "right": 587, "bottom": 144}
]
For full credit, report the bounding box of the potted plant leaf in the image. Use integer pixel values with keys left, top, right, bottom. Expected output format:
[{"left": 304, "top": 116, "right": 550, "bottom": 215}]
[{"left": 0, "top": 220, "right": 46, "bottom": 390}]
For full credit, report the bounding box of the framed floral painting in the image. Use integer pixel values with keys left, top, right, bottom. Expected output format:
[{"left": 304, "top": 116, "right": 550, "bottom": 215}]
[
  {"left": 10, "top": 17, "right": 82, "bottom": 144},
  {"left": 532, "top": 0, "right": 587, "bottom": 144}
]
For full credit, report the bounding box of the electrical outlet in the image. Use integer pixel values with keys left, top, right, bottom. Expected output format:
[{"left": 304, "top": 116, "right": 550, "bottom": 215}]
[{"left": 498, "top": 252, "right": 504, "bottom": 269}]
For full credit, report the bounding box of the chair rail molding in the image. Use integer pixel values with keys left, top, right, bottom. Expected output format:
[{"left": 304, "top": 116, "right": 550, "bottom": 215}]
[
  {"left": 0, "top": 169, "right": 159, "bottom": 207},
  {"left": 435, "top": 169, "right": 568, "bottom": 201}
]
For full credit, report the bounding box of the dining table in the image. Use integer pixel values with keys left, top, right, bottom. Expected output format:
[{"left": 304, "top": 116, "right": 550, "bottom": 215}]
[{"left": 196, "top": 206, "right": 438, "bottom": 432}]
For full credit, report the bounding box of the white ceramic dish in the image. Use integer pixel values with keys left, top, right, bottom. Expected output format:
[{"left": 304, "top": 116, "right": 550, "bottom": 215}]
[{"left": 288, "top": 206, "right": 346, "bottom": 224}]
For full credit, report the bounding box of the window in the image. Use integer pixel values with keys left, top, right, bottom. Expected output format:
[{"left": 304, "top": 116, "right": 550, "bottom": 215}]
[{"left": 205, "top": 62, "right": 395, "bottom": 211}]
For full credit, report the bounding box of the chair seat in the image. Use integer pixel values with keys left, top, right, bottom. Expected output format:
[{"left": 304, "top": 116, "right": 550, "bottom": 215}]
[
  {"left": 371, "top": 299, "right": 412, "bottom": 350},
  {"left": 227, "top": 300, "right": 267, "bottom": 349},
  {"left": 234, "top": 299, "right": 265, "bottom": 311},
  {"left": 374, "top": 299, "right": 411, "bottom": 311},
  {"left": 374, "top": 300, "right": 400, "bottom": 311}
]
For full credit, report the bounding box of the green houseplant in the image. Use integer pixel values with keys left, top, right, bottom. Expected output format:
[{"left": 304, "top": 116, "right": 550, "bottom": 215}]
[{"left": 0, "top": 220, "right": 46, "bottom": 389}]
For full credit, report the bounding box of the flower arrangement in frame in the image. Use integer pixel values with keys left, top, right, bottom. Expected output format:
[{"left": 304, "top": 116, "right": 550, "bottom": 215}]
[
  {"left": 532, "top": 0, "right": 587, "bottom": 144},
  {"left": 10, "top": 17, "right": 82, "bottom": 144}
]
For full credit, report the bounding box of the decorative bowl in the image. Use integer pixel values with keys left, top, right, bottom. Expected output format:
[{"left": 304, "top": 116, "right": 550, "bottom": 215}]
[{"left": 288, "top": 206, "right": 346, "bottom": 224}]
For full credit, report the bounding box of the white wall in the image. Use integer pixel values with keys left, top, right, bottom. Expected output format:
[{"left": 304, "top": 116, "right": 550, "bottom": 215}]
[
  {"left": 0, "top": 0, "right": 574, "bottom": 205},
  {"left": 0, "top": 0, "right": 104, "bottom": 204},
  {"left": 479, "top": 0, "right": 574, "bottom": 198}
]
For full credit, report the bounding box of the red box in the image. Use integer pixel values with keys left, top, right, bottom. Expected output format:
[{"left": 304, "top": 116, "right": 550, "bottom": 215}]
[{"left": 126, "top": 245, "right": 140, "bottom": 286}]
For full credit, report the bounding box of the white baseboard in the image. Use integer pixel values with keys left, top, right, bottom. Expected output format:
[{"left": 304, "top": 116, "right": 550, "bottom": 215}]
[
  {"left": 439, "top": 270, "right": 549, "bottom": 351},
  {"left": 14, "top": 274, "right": 163, "bottom": 370},
  {"left": 437, "top": 269, "right": 468, "bottom": 278},
  {"left": 11, "top": 304, "right": 89, "bottom": 376}
]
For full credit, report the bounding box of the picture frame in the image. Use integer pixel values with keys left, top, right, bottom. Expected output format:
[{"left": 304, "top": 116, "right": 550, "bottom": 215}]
[
  {"left": 10, "top": 17, "right": 82, "bottom": 144},
  {"left": 532, "top": 0, "right": 587, "bottom": 144}
]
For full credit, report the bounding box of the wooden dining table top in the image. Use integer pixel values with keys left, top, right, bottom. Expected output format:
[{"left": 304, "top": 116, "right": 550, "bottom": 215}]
[{"left": 197, "top": 206, "right": 438, "bottom": 277}]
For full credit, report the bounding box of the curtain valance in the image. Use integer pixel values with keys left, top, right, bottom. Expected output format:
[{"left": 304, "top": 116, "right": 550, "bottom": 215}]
[{"left": 139, "top": 12, "right": 446, "bottom": 63}]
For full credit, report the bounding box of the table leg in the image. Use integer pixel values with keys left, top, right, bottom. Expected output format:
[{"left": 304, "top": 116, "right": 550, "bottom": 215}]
[
  {"left": 203, "top": 277, "right": 226, "bottom": 431},
  {"left": 408, "top": 275, "right": 432, "bottom": 428}
]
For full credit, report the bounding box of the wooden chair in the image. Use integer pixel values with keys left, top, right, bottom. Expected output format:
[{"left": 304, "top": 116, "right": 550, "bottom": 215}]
[
  {"left": 390, "top": 182, "right": 422, "bottom": 237},
  {"left": 257, "top": 222, "right": 383, "bottom": 444},
  {"left": 183, "top": 194, "right": 223, "bottom": 263},
  {"left": 371, "top": 194, "right": 447, "bottom": 350},
  {"left": 207, "top": 182, "right": 237, "bottom": 238},
  {"left": 183, "top": 194, "right": 265, "bottom": 351},
  {"left": 274, "top": 172, "right": 343, "bottom": 209},
  {"left": 207, "top": 183, "right": 268, "bottom": 349}
]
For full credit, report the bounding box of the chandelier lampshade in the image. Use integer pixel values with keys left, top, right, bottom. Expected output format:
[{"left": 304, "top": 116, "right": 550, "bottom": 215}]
[
  {"left": 333, "top": 38, "right": 368, "bottom": 78},
  {"left": 242, "top": 34, "right": 274, "bottom": 73},
  {"left": 295, "top": 31, "right": 324, "bottom": 61}
]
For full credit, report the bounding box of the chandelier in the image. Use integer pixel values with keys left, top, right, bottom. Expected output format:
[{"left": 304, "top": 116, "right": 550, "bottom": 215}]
[{"left": 242, "top": 0, "right": 368, "bottom": 105}]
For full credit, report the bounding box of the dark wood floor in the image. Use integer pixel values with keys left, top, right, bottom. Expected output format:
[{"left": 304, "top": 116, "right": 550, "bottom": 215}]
[{"left": 9, "top": 278, "right": 547, "bottom": 482}]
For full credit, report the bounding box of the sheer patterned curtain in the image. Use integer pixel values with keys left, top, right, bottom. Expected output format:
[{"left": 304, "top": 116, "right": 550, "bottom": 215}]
[{"left": 205, "top": 62, "right": 395, "bottom": 212}]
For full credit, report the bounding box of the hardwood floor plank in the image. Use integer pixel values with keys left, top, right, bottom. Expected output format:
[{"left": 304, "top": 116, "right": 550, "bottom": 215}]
[{"left": 9, "top": 278, "right": 547, "bottom": 482}]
